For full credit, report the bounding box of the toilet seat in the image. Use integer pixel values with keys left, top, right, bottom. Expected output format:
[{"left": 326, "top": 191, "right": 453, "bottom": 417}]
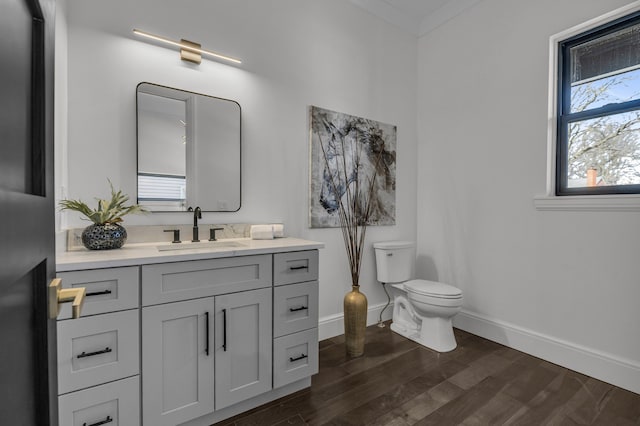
[{"left": 404, "top": 279, "right": 462, "bottom": 299}]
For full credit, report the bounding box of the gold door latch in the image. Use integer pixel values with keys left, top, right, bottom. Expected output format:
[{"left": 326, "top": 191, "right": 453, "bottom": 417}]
[{"left": 49, "top": 278, "right": 86, "bottom": 319}]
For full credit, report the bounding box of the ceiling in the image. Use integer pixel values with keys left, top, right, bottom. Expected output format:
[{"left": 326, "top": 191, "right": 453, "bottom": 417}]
[{"left": 348, "top": 0, "right": 482, "bottom": 37}]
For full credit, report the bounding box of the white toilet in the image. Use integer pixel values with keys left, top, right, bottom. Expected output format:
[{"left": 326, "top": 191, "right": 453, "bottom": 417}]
[{"left": 373, "top": 241, "right": 463, "bottom": 352}]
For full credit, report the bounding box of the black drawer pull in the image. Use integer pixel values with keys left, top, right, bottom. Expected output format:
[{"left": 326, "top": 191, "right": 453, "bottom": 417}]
[
  {"left": 86, "top": 289, "right": 112, "bottom": 297},
  {"left": 222, "top": 308, "right": 227, "bottom": 352},
  {"left": 289, "top": 265, "right": 308, "bottom": 271},
  {"left": 289, "top": 353, "right": 308, "bottom": 362},
  {"left": 77, "top": 347, "right": 112, "bottom": 359},
  {"left": 289, "top": 306, "right": 308, "bottom": 312},
  {"left": 83, "top": 415, "right": 112, "bottom": 426},
  {"left": 205, "top": 312, "right": 210, "bottom": 356}
]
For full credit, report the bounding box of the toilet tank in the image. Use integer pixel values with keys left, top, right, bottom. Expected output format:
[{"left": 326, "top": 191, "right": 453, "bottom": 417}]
[{"left": 373, "top": 241, "right": 415, "bottom": 283}]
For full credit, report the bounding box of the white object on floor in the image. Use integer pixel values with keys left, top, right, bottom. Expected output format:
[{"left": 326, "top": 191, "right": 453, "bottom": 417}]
[{"left": 373, "top": 241, "right": 463, "bottom": 352}]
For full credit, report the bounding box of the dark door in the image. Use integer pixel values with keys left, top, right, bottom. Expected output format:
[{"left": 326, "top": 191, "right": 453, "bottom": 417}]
[{"left": 0, "top": 0, "right": 57, "bottom": 424}]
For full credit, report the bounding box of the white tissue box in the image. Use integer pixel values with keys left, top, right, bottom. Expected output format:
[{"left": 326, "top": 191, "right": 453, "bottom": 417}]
[{"left": 250, "top": 225, "right": 274, "bottom": 240}]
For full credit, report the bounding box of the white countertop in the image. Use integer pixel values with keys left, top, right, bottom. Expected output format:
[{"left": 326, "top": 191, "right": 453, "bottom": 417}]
[{"left": 56, "top": 237, "right": 324, "bottom": 272}]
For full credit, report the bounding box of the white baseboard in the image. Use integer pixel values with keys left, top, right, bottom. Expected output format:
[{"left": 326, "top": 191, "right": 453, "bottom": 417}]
[
  {"left": 318, "top": 301, "right": 393, "bottom": 341},
  {"left": 453, "top": 309, "right": 640, "bottom": 395}
]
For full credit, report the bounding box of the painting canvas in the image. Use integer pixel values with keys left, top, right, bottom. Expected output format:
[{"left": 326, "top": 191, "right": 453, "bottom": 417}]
[{"left": 309, "top": 106, "right": 396, "bottom": 228}]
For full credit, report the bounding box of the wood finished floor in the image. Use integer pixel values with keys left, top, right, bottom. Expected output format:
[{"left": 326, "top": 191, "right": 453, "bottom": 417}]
[{"left": 215, "top": 323, "right": 640, "bottom": 426}]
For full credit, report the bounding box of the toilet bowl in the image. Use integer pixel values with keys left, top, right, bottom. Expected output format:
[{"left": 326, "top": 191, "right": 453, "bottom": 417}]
[
  {"left": 373, "top": 241, "right": 463, "bottom": 352},
  {"left": 390, "top": 280, "right": 462, "bottom": 352}
]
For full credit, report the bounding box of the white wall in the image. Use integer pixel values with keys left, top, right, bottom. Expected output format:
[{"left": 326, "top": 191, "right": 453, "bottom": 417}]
[
  {"left": 417, "top": 0, "right": 640, "bottom": 393},
  {"left": 54, "top": 0, "right": 68, "bottom": 244},
  {"left": 59, "top": 0, "right": 418, "bottom": 336}
]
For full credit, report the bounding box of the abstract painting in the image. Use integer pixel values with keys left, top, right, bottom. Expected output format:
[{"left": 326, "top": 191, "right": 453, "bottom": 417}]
[{"left": 309, "top": 106, "right": 396, "bottom": 228}]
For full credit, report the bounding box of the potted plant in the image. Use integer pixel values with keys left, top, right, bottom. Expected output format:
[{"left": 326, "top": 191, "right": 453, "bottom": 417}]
[
  {"left": 59, "top": 181, "right": 147, "bottom": 250},
  {"left": 319, "top": 128, "right": 385, "bottom": 357}
]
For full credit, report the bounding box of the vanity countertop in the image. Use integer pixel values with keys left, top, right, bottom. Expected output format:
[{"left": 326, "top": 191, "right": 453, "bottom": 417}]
[{"left": 56, "top": 237, "right": 324, "bottom": 272}]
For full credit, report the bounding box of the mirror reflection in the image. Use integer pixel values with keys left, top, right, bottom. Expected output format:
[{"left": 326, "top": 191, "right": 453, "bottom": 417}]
[{"left": 136, "top": 82, "right": 241, "bottom": 212}]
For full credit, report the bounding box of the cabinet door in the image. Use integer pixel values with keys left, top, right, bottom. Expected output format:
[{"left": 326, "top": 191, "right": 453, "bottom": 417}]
[
  {"left": 215, "top": 287, "right": 272, "bottom": 410},
  {"left": 142, "top": 298, "right": 215, "bottom": 426}
]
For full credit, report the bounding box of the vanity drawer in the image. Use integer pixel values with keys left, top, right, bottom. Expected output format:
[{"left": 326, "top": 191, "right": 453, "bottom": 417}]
[
  {"left": 274, "top": 281, "right": 319, "bottom": 337},
  {"left": 57, "top": 267, "right": 139, "bottom": 319},
  {"left": 273, "top": 250, "right": 319, "bottom": 286},
  {"left": 57, "top": 310, "right": 140, "bottom": 394},
  {"left": 59, "top": 375, "right": 140, "bottom": 426},
  {"left": 273, "top": 328, "right": 319, "bottom": 389},
  {"left": 142, "top": 254, "right": 272, "bottom": 306}
]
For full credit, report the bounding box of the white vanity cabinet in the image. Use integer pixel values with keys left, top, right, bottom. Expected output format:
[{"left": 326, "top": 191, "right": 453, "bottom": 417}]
[
  {"left": 56, "top": 267, "right": 141, "bottom": 426},
  {"left": 272, "top": 251, "right": 320, "bottom": 389},
  {"left": 141, "top": 255, "right": 273, "bottom": 426},
  {"left": 141, "top": 288, "right": 273, "bottom": 425},
  {"left": 56, "top": 238, "right": 323, "bottom": 426}
]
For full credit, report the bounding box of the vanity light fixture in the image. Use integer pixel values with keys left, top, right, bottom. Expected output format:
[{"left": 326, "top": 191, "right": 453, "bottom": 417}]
[{"left": 133, "top": 29, "right": 242, "bottom": 65}]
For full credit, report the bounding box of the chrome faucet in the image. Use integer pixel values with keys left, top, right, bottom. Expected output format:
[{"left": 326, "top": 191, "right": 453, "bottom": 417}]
[{"left": 192, "top": 206, "right": 202, "bottom": 242}]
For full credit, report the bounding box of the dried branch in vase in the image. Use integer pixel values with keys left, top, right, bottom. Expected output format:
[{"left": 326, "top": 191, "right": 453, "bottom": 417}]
[{"left": 318, "top": 129, "right": 385, "bottom": 287}]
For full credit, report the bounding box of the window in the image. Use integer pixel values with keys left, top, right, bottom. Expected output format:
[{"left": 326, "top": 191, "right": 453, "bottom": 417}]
[
  {"left": 137, "top": 172, "right": 186, "bottom": 210},
  {"left": 556, "top": 10, "right": 640, "bottom": 195}
]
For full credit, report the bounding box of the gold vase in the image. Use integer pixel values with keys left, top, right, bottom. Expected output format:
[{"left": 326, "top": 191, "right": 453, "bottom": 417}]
[{"left": 344, "top": 285, "right": 368, "bottom": 357}]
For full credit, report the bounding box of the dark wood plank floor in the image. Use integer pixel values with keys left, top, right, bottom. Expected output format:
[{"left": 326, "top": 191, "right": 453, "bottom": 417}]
[{"left": 216, "top": 322, "right": 640, "bottom": 426}]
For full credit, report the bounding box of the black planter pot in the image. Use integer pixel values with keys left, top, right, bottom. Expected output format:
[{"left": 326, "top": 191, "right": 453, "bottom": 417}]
[{"left": 81, "top": 223, "right": 127, "bottom": 250}]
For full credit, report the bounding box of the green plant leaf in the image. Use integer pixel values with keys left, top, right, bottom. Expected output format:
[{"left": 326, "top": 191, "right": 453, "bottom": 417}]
[{"left": 59, "top": 180, "right": 148, "bottom": 225}]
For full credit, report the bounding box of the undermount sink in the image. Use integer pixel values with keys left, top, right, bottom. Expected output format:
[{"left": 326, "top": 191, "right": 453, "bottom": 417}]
[{"left": 156, "top": 240, "right": 245, "bottom": 252}]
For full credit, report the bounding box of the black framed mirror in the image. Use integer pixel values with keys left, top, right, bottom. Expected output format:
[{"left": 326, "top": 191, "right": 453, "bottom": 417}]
[{"left": 136, "top": 82, "right": 241, "bottom": 212}]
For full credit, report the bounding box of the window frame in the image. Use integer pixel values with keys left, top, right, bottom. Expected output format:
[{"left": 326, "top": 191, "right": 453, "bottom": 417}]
[{"left": 555, "top": 8, "right": 640, "bottom": 196}]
